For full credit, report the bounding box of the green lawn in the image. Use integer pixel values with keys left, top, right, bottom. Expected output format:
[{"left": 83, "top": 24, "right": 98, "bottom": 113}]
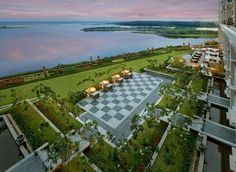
[
  {"left": 190, "top": 77, "right": 208, "bottom": 93},
  {"left": 179, "top": 99, "right": 203, "bottom": 117},
  {"left": 85, "top": 121, "right": 167, "bottom": 172},
  {"left": 11, "top": 102, "right": 59, "bottom": 150},
  {"left": 157, "top": 96, "right": 181, "bottom": 111},
  {"left": 152, "top": 127, "right": 197, "bottom": 172},
  {"left": 58, "top": 155, "right": 94, "bottom": 172},
  {"left": 0, "top": 50, "right": 189, "bottom": 106},
  {"left": 35, "top": 98, "right": 82, "bottom": 133}
]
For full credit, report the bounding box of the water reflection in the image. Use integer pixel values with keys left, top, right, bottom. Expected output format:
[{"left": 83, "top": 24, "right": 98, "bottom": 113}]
[{"left": 0, "top": 22, "right": 211, "bottom": 76}]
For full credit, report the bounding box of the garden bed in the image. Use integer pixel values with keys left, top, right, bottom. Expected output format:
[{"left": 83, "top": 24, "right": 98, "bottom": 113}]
[
  {"left": 85, "top": 121, "right": 168, "bottom": 172},
  {"left": 179, "top": 99, "right": 204, "bottom": 117},
  {"left": 152, "top": 127, "right": 197, "bottom": 172},
  {"left": 58, "top": 155, "right": 94, "bottom": 172},
  {"left": 190, "top": 77, "right": 208, "bottom": 93},
  {"left": 10, "top": 102, "right": 59, "bottom": 150},
  {"left": 157, "top": 96, "right": 181, "bottom": 111},
  {"left": 174, "top": 75, "right": 191, "bottom": 89},
  {"left": 35, "top": 98, "right": 82, "bottom": 134},
  {"left": 62, "top": 99, "right": 85, "bottom": 117}
]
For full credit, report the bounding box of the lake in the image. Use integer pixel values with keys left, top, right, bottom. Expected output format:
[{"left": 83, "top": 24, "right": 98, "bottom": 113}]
[{"left": 0, "top": 21, "right": 212, "bottom": 77}]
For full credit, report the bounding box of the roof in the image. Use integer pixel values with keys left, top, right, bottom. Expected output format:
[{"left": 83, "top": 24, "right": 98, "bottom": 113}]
[{"left": 6, "top": 144, "right": 48, "bottom": 172}]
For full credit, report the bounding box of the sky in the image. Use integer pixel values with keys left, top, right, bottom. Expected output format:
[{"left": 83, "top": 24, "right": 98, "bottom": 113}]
[{"left": 0, "top": 0, "right": 218, "bottom": 21}]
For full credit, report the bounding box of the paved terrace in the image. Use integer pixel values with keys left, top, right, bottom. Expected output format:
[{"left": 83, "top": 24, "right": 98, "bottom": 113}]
[{"left": 77, "top": 73, "right": 172, "bottom": 143}]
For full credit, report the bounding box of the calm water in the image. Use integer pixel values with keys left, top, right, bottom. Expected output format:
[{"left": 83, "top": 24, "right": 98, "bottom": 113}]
[{"left": 0, "top": 21, "right": 211, "bottom": 76}]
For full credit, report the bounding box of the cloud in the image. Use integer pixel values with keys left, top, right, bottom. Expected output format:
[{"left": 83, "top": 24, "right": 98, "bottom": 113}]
[{"left": 0, "top": 0, "right": 218, "bottom": 20}]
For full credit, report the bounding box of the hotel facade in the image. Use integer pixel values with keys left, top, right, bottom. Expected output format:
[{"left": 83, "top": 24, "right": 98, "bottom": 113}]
[
  {"left": 219, "top": 0, "right": 236, "bottom": 126},
  {"left": 219, "top": 0, "right": 236, "bottom": 170}
]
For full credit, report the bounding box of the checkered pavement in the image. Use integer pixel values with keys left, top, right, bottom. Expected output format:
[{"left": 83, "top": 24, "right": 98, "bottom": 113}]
[{"left": 77, "top": 73, "right": 162, "bottom": 129}]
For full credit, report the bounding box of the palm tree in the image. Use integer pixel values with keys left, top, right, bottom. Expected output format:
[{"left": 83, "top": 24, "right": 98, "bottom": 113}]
[
  {"left": 0, "top": 95, "right": 6, "bottom": 104},
  {"left": 56, "top": 64, "right": 62, "bottom": 74},
  {"left": 97, "top": 56, "right": 100, "bottom": 64},
  {"left": 10, "top": 89, "right": 22, "bottom": 106},
  {"left": 131, "top": 114, "right": 140, "bottom": 131},
  {"left": 47, "top": 137, "right": 78, "bottom": 169},
  {"left": 42, "top": 66, "right": 48, "bottom": 78},
  {"left": 33, "top": 84, "right": 56, "bottom": 100}
]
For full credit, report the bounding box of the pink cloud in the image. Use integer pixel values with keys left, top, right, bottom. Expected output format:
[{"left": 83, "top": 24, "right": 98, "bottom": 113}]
[
  {"left": 0, "top": 0, "right": 218, "bottom": 20},
  {"left": 9, "top": 49, "right": 24, "bottom": 60}
]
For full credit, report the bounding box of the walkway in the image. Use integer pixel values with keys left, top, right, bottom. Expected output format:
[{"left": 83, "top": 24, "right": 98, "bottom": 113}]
[
  {"left": 158, "top": 112, "right": 236, "bottom": 147},
  {"left": 199, "top": 93, "right": 230, "bottom": 108}
]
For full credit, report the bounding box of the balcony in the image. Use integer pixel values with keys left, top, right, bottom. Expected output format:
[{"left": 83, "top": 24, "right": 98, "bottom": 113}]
[
  {"left": 227, "top": 17, "right": 234, "bottom": 26},
  {"left": 227, "top": 0, "right": 235, "bottom": 6},
  {"left": 220, "top": 25, "right": 236, "bottom": 51},
  {"left": 230, "top": 84, "right": 236, "bottom": 91}
]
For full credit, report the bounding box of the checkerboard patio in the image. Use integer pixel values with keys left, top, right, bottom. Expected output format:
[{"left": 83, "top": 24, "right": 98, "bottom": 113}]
[{"left": 77, "top": 73, "right": 162, "bottom": 129}]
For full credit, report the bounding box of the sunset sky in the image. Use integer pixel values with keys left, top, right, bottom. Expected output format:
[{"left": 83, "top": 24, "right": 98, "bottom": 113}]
[{"left": 0, "top": 0, "right": 218, "bottom": 21}]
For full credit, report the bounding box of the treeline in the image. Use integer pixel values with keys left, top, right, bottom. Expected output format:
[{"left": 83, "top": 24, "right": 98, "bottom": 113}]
[{"left": 112, "top": 21, "right": 217, "bottom": 28}]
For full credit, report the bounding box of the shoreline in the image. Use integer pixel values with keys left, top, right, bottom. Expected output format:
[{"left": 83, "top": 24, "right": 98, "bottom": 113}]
[{"left": 0, "top": 25, "right": 27, "bottom": 29}]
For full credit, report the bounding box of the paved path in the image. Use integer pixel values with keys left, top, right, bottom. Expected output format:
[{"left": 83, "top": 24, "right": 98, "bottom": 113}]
[
  {"left": 199, "top": 93, "right": 230, "bottom": 108},
  {"left": 158, "top": 112, "right": 236, "bottom": 147}
]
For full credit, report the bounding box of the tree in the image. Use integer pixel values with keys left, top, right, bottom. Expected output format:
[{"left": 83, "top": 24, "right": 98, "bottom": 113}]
[
  {"left": 32, "top": 84, "right": 56, "bottom": 100},
  {"left": 0, "top": 95, "right": 6, "bottom": 104},
  {"left": 56, "top": 64, "right": 62, "bottom": 74},
  {"left": 42, "top": 66, "right": 48, "bottom": 78},
  {"left": 48, "top": 137, "right": 79, "bottom": 169},
  {"left": 131, "top": 114, "right": 141, "bottom": 131},
  {"left": 10, "top": 89, "right": 22, "bottom": 106},
  {"left": 146, "top": 58, "right": 158, "bottom": 68}
]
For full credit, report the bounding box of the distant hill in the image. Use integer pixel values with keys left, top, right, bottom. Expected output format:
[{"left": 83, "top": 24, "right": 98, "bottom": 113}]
[{"left": 112, "top": 21, "right": 217, "bottom": 28}]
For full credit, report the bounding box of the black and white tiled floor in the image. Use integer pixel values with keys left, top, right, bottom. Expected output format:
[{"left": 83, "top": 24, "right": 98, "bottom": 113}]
[{"left": 77, "top": 73, "right": 162, "bottom": 129}]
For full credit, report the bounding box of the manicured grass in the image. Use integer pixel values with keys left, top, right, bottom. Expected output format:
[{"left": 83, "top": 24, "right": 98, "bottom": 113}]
[
  {"left": 112, "top": 58, "right": 125, "bottom": 63},
  {"left": 0, "top": 50, "right": 189, "bottom": 106},
  {"left": 157, "top": 96, "right": 181, "bottom": 111},
  {"left": 179, "top": 99, "right": 203, "bottom": 117},
  {"left": 58, "top": 155, "right": 94, "bottom": 172},
  {"left": 190, "top": 77, "right": 208, "bottom": 93},
  {"left": 152, "top": 127, "right": 197, "bottom": 172},
  {"left": 35, "top": 98, "right": 82, "bottom": 133},
  {"left": 85, "top": 121, "right": 167, "bottom": 171},
  {"left": 11, "top": 102, "right": 59, "bottom": 150}
]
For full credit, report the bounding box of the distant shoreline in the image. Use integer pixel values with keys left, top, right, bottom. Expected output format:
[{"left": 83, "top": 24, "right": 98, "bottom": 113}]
[
  {"left": 0, "top": 25, "right": 27, "bottom": 29},
  {"left": 82, "top": 26, "right": 218, "bottom": 39}
]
